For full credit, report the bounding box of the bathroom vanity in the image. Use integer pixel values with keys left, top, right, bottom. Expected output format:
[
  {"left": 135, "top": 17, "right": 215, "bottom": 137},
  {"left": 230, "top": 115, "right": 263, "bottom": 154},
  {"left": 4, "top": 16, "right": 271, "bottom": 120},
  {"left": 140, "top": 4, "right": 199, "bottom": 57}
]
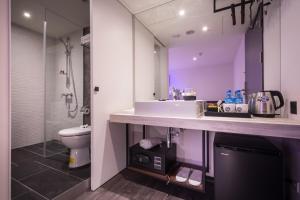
[
  {"left": 110, "top": 109, "right": 300, "bottom": 139},
  {"left": 109, "top": 107, "right": 300, "bottom": 193}
]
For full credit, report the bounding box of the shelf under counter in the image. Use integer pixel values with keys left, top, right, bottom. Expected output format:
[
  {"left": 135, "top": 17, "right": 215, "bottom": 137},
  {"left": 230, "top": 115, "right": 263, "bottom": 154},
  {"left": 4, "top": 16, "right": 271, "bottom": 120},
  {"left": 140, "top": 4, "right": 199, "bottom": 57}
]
[
  {"left": 127, "top": 161, "right": 206, "bottom": 193},
  {"left": 110, "top": 109, "right": 300, "bottom": 139}
]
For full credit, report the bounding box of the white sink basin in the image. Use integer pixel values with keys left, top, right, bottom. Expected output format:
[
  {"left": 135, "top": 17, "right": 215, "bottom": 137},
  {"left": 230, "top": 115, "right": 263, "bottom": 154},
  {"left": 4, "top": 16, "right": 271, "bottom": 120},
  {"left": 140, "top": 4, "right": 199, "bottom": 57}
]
[{"left": 134, "top": 100, "right": 205, "bottom": 118}]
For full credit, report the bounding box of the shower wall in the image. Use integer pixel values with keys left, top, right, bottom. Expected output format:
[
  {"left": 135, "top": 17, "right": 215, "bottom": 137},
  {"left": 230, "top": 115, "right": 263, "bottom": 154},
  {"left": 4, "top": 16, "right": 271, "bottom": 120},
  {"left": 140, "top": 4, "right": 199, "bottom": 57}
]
[
  {"left": 45, "top": 30, "right": 83, "bottom": 141},
  {"left": 11, "top": 24, "right": 84, "bottom": 148},
  {"left": 11, "top": 24, "right": 53, "bottom": 148}
]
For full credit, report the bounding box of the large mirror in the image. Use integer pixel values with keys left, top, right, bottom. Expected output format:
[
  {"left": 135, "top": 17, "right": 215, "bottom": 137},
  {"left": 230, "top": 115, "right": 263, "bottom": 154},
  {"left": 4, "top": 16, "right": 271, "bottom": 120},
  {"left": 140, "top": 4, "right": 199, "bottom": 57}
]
[{"left": 126, "top": 0, "right": 281, "bottom": 102}]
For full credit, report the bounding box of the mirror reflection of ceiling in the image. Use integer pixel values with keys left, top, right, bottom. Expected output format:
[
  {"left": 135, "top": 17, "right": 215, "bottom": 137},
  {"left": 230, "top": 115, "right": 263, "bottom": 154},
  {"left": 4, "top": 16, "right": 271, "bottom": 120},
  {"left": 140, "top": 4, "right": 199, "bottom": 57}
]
[
  {"left": 120, "top": 0, "right": 259, "bottom": 69},
  {"left": 120, "top": 0, "right": 257, "bottom": 47},
  {"left": 12, "top": 0, "right": 89, "bottom": 38}
]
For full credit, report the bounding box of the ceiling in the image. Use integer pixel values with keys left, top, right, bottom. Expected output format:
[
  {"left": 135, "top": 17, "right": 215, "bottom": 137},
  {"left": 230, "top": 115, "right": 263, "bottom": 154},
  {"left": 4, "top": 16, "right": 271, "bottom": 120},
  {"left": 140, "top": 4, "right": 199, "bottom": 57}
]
[
  {"left": 120, "top": 0, "right": 258, "bottom": 47},
  {"left": 119, "top": 0, "right": 259, "bottom": 68},
  {"left": 12, "top": 0, "right": 90, "bottom": 38},
  {"left": 169, "top": 33, "right": 244, "bottom": 70}
]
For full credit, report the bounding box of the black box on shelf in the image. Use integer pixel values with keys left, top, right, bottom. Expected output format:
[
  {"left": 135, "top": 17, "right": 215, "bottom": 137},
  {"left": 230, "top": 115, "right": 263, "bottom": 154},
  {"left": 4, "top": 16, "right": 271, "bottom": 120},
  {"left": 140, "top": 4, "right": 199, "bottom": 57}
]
[{"left": 129, "top": 142, "right": 176, "bottom": 175}]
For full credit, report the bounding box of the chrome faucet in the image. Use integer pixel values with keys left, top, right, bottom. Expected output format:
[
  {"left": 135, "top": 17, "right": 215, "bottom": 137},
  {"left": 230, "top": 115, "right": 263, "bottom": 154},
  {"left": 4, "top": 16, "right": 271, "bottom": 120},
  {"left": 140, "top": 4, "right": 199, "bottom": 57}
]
[{"left": 170, "top": 87, "right": 182, "bottom": 100}]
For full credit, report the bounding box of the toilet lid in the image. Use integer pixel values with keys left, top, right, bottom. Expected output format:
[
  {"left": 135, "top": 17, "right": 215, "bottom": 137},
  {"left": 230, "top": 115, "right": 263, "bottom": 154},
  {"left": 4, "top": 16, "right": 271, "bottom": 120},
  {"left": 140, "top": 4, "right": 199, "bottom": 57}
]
[{"left": 58, "top": 126, "right": 91, "bottom": 137}]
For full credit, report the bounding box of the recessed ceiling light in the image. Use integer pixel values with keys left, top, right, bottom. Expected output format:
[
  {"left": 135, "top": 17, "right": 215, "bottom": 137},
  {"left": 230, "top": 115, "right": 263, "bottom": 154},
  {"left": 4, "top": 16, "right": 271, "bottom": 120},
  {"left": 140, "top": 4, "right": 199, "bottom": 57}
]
[
  {"left": 202, "top": 26, "right": 208, "bottom": 32},
  {"left": 23, "top": 11, "right": 31, "bottom": 19},
  {"left": 179, "top": 10, "right": 185, "bottom": 16},
  {"left": 193, "top": 57, "right": 197, "bottom": 61}
]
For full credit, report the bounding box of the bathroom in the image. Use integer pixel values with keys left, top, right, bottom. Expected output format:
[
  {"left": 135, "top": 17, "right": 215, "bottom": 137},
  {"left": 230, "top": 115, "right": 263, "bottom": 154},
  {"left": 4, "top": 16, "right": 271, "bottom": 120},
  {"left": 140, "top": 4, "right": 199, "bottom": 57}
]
[
  {"left": 10, "top": 0, "right": 91, "bottom": 199},
  {"left": 1, "top": 0, "right": 300, "bottom": 200}
]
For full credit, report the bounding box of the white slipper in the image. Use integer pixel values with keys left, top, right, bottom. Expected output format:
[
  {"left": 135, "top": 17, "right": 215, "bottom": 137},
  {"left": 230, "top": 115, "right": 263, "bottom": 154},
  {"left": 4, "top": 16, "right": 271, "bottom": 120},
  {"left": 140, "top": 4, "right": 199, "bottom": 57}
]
[
  {"left": 175, "top": 167, "right": 191, "bottom": 182},
  {"left": 188, "top": 169, "right": 202, "bottom": 186}
]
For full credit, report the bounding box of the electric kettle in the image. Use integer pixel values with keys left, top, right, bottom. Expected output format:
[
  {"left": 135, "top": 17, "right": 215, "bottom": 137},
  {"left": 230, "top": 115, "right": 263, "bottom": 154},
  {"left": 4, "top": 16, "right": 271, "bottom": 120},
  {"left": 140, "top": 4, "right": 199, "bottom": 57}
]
[{"left": 249, "top": 91, "right": 284, "bottom": 117}]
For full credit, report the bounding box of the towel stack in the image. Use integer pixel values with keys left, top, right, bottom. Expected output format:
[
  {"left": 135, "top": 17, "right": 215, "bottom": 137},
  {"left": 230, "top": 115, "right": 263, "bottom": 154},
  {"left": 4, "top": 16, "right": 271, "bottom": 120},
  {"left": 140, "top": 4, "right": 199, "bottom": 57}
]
[{"left": 139, "top": 138, "right": 162, "bottom": 150}]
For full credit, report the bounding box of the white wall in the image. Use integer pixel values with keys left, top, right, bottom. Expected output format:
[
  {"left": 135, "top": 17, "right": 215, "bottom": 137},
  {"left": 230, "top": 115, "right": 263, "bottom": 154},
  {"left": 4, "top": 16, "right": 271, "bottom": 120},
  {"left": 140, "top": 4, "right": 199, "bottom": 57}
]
[
  {"left": 170, "top": 63, "right": 234, "bottom": 101},
  {"left": 11, "top": 25, "right": 46, "bottom": 148},
  {"left": 233, "top": 35, "right": 245, "bottom": 91},
  {"left": 264, "top": 0, "right": 300, "bottom": 119},
  {"left": 0, "top": 0, "right": 10, "bottom": 198},
  {"left": 264, "top": 0, "right": 281, "bottom": 92},
  {"left": 134, "top": 19, "right": 155, "bottom": 101},
  {"left": 46, "top": 30, "right": 83, "bottom": 141},
  {"left": 91, "top": 0, "right": 133, "bottom": 190},
  {"left": 158, "top": 46, "right": 169, "bottom": 99},
  {"left": 281, "top": 0, "right": 300, "bottom": 120}
]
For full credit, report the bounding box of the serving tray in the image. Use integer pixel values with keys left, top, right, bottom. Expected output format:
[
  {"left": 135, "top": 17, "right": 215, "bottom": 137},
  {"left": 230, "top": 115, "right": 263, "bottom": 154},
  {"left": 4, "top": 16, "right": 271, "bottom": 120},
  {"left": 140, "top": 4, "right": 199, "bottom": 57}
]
[{"left": 204, "top": 111, "right": 252, "bottom": 118}]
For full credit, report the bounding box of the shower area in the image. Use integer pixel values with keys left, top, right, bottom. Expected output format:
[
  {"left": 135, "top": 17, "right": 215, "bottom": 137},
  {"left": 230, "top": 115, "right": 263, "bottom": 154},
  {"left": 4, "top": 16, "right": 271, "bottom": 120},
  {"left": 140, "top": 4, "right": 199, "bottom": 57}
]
[{"left": 11, "top": 0, "right": 90, "bottom": 199}]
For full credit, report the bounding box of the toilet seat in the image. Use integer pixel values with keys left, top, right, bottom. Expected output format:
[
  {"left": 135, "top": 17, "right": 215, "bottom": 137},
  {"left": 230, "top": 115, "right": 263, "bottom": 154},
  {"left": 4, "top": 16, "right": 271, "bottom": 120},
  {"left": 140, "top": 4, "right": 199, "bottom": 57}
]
[{"left": 58, "top": 126, "right": 91, "bottom": 137}]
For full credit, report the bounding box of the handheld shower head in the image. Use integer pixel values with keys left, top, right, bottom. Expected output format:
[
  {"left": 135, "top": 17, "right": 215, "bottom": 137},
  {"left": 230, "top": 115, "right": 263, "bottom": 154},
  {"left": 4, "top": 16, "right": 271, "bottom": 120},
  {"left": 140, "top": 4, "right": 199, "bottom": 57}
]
[
  {"left": 60, "top": 37, "right": 73, "bottom": 55},
  {"left": 59, "top": 38, "right": 68, "bottom": 49}
]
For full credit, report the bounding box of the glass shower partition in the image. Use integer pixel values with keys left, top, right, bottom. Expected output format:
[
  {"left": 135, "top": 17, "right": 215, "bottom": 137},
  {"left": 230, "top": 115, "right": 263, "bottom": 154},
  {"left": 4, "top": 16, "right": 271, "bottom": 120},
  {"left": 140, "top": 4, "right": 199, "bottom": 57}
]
[{"left": 43, "top": 9, "right": 84, "bottom": 157}]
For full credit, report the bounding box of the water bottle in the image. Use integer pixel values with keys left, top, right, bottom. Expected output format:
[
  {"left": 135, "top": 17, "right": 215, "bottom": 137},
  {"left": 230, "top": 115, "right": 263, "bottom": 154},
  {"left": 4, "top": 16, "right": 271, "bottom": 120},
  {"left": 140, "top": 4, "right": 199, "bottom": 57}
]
[
  {"left": 235, "top": 90, "right": 243, "bottom": 104},
  {"left": 224, "top": 90, "right": 235, "bottom": 104}
]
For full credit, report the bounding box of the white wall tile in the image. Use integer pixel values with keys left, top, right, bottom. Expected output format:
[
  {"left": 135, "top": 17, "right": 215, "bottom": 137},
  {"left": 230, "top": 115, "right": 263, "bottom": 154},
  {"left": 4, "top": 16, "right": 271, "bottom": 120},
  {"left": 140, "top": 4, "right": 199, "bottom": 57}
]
[{"left": 12, "top": 25, "right": 83, "bottom": 148}]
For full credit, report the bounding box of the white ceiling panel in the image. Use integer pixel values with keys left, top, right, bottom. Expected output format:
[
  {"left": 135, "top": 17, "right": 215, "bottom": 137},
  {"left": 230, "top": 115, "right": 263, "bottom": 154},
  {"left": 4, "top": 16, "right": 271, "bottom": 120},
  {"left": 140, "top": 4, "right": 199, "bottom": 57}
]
[
  {"left": 118, "top": 0, "right": 175, "bottom": 14},
  {"left": 12, "top": 0, "right": 89, "bottom": 38},
  {"left": 118, "top": 0, "right": 259, "bottom": 69},
  {"left": 169, "top": 33, "right": 244, "bottom": 70},
  {"left": 128, "top": 0, "right": 256, "bottom": 47}
]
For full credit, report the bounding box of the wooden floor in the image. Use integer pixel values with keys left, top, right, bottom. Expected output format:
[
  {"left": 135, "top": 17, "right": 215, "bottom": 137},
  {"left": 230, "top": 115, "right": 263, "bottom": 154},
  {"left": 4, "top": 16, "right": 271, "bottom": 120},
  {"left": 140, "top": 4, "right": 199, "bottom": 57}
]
[{"left": 76, "top": 169, "right": 214, "bottom": 200}]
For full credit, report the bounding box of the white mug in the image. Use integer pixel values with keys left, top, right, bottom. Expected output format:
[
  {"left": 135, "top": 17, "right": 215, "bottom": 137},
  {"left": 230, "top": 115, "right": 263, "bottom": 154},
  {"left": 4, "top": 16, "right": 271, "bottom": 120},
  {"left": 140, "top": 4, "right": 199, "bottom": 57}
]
[
  {"left": 236, "top": 104, "right": 249, "bottom": 113},
  {"left": 223, "top": 104, "right": 236, "bottom": 113}
]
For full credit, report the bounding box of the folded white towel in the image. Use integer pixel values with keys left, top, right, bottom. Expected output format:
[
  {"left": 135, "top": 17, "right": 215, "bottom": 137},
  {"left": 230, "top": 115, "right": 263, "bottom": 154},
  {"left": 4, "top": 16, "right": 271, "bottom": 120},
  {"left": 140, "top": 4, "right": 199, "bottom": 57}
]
[
  {"left": 188, "top": 169, "right": 202, "bottom": 186},
  {"left": 175, "top": 167, "right": 191, "bottom": 182},
  {"left": 139, "top": 138, "right": 162, "bottom": 150}
]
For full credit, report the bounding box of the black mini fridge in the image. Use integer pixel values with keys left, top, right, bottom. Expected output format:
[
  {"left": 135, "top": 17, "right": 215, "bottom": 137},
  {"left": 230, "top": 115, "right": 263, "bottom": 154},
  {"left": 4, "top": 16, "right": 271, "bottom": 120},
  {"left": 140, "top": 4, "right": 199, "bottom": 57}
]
[{"left": 214, "top": 133, "right": 283, "bottom": 200}]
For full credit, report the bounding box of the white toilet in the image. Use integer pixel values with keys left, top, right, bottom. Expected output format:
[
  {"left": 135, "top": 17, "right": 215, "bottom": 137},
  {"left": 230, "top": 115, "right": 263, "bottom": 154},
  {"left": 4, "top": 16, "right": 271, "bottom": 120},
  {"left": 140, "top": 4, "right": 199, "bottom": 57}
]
[{"left": 58, "top": 126, "right": 91, "bottom": 168}]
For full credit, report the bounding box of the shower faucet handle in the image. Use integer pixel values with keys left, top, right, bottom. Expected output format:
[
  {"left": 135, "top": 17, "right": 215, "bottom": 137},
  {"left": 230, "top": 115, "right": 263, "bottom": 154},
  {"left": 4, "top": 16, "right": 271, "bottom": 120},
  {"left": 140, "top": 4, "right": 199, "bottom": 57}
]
[
  {"left": 61, "top": 93, "right": 73, "bottom": 98},
  {"left": 59, "top": 69, "right": 67, "bottom": 75}
]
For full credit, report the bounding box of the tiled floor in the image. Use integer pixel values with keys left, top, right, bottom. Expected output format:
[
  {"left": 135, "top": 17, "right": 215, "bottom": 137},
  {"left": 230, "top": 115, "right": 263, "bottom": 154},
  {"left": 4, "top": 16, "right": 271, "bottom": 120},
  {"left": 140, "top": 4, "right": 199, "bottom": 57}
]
[
  {"left": 11, "top": 140, "right": 90, "bottom": 200},
  {"left": 76, "top": 169, "right": 214, "bottom": 200}
]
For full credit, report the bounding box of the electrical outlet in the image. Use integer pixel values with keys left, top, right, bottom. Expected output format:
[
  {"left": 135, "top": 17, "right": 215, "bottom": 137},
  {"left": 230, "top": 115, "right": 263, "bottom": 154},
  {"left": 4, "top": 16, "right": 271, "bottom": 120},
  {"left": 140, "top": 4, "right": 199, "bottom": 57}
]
[{"left": 290, "top": 101, "right": 297, "bottom": 114}]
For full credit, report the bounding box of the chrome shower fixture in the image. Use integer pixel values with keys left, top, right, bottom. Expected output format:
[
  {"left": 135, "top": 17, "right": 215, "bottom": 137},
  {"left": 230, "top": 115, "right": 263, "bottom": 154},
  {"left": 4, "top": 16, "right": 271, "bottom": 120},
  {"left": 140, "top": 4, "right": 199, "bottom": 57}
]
[
  {"left": 59, "top": 69, "right": 67, "bottom": 75},
  {"left": 59, "top": 37, "right": 78, "bottom": 118}
]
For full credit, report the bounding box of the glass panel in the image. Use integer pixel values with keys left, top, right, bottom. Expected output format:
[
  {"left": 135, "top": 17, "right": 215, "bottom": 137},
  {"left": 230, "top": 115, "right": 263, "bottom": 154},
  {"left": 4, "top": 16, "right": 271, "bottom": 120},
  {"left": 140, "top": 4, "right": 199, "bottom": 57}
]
[
  {"left": 11, "top": 0, "right": 45, "bottom": 151},
  {"left": 44, "top": 9, "right": 84, "bottom": 157}
]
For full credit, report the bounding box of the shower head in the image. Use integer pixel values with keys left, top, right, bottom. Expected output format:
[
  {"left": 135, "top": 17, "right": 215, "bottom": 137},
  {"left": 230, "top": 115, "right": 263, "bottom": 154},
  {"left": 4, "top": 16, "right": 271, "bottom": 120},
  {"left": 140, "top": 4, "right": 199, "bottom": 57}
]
[
  {"left": 59, "top": 37, "right": 69, "bottom": 48},
  {"left": 59, "top": 37, "right": 72, "bottom": 53}
]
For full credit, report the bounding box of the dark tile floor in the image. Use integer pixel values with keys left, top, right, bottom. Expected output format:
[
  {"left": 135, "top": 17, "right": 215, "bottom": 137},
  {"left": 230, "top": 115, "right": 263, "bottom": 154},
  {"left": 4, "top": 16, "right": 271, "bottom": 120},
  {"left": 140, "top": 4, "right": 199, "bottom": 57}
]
[
  {"left": 11, "top": 140, "right": 90, "bottom": 200},
  {"left": 76, "top": 169, "right": 214, "bottom": 200}
]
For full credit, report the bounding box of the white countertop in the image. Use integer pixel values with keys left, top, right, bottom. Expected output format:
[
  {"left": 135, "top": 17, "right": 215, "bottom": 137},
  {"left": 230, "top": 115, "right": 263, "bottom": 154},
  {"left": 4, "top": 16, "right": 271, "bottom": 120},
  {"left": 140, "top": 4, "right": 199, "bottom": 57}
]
[{"left": 110, "top": 109, "right": 300, "bottom": 139}]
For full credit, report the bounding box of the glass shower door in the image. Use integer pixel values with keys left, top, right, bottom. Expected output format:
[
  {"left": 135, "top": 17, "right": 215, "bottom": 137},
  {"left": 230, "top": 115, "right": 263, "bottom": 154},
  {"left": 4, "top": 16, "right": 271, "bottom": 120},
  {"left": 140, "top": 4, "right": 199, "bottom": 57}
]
[{"left": 43, "top": 9, "right": 84, "bottom": 157}]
